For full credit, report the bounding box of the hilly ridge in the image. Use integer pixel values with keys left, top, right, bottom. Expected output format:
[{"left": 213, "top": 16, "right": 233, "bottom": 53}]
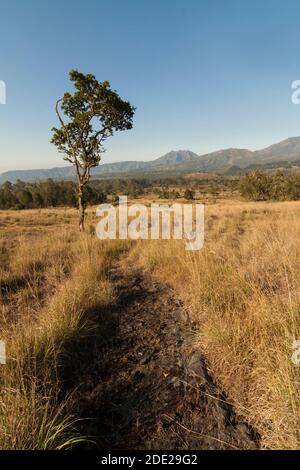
[{"left": 2, "top": 137, "right": 300, "bottom": 183}]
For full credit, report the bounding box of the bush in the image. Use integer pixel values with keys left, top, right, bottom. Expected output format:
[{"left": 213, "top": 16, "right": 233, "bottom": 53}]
[
  {"left": 239, "top": 171, "right": 300, "bottom": 201},
  {"left": 184, "top": 188, "right": 195, "bottom": 200}
]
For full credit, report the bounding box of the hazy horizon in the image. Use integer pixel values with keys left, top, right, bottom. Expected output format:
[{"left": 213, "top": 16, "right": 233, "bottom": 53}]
[{"left": 1, "top": 135, "right": 300, "bottom": 174}]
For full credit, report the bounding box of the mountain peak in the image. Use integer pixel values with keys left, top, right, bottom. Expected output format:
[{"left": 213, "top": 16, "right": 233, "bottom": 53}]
[{"left": 152, "top": 150, "right": 199, "bottom": 166}]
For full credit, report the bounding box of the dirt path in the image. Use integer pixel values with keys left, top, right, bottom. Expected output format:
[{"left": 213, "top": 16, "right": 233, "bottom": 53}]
[{"left": 76, "top": 261, "right": 259, "bottom": 450}]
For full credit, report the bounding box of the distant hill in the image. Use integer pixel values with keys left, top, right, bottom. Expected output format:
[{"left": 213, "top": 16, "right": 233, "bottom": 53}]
[
  {"left": 150, "top": 150, "right": 199, "bottom": 166},
  {"left": 253, "top": 137, "right": 300, "bottom": 163},
  {"left": 0, "top": 150, "right": 199, "bottom": 183},
  {"left": 2, "top": 137, "right": 300, "bottom": 183}
]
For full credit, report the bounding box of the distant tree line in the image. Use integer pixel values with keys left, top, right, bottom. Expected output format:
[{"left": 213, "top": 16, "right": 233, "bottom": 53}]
[
  {"left": 0, "top": 178, "right": 153, "bottom": 210},
  {"left": 239, "top": 171, "right": 300, "bottom": 201},
  {"left": 0, "top": 180, "right": 106, "bottom": 210},
  {"left": 0, "top": 173, "right": 243, "bottom": 210},
  {"left": 98, "top": 178, "right": 147, "bottom": 198},
  {"left": 155, "top": 185, "right": 180, "bottom": 199}
]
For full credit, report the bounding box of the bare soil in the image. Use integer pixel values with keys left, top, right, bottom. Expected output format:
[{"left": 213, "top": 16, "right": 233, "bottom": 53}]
[{"left": 69, "top": 260, "right": 259, "bottom": 450}]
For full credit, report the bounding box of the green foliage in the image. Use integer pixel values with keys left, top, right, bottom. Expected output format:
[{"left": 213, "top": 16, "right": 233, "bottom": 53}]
[
  {"left": 184, "top": 188, "right": 195, "bottom": 200},
  {"left": 51, "top": 70, "right": 135, "bottom": 183},
  {"left": 157, "top": 185, "right": 180, "bottom": 199},
  {"left": 239, "top": 171, "right": 272, "bottom": 201},
  {"left": 51, "top": 70, "right": 135, "bottom": 230},
  {"left": 125, "top": 180, "right": 143, "bottom": 197},
  {"left": 239, "top": 171, "right": 300, "bottom": 201},
  {"left": 0, "top": 180, "right": 106, "bottom": 210}
]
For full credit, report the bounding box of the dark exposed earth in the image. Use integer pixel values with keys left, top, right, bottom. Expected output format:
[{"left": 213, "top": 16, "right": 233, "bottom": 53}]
[{"left": 65, "top": 261, "right": 259, "bottom": 450}]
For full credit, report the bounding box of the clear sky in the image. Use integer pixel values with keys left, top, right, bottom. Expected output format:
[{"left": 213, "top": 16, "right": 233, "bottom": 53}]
[{"left": 1, "top": 0, "right": 300, "bottom": 172}]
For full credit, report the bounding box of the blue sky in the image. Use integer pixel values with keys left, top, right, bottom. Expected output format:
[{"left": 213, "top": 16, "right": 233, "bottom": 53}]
[{"left": 1, "top": 0, "right": 300, "bottom": 172}]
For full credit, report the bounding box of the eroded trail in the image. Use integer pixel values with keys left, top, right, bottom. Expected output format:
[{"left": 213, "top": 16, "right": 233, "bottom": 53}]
[{"left": 77, "top": 261, "right": 259, "bottom": 450}]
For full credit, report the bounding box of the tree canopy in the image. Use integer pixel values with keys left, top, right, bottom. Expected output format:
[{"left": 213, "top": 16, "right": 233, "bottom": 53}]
[{"left": 51, "top": 70, "right": 135, "bottom": 230}]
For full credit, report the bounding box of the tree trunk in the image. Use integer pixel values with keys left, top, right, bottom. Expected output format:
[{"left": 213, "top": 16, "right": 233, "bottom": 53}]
[{"left": 78, "top": 189, "right": 85, "bottom": 232}]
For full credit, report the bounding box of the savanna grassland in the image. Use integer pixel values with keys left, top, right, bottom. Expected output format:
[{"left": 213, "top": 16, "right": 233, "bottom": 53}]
[
  {"left": 0, "top": 196, "right": 300, "bottom": 449},
  {"left": 0, "top": 207, "right": 131, "bottom": 448},
  {"left": 131, "top": 198, "right": 300, "bottom": 449}
]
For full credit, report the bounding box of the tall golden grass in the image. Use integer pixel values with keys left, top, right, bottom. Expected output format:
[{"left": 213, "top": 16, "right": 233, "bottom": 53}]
[
  {"left": 1, "top": 200, "right": 300, "bottom": 449},
  {"left": 0, "top": 209, "right": 128, "bottom": 449},
  {"left": 130, "top": 200, "right": 300, "bottom": 449}
]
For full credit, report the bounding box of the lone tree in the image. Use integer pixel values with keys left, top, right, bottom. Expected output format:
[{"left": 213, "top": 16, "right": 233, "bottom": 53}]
[{"left": 51, "top": 70, "right": 135, "bottom": 231}]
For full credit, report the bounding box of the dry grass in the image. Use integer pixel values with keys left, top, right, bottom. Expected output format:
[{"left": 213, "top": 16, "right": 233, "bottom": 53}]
[
  {"left": 2, "top": 200, "right": 300, "bottom": 449},
  {"left": 130, "top": 199, "right": 300, "bottom": 449},
  {"left": 0, "top": 208, "right": 128, "bottom": 449}
]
